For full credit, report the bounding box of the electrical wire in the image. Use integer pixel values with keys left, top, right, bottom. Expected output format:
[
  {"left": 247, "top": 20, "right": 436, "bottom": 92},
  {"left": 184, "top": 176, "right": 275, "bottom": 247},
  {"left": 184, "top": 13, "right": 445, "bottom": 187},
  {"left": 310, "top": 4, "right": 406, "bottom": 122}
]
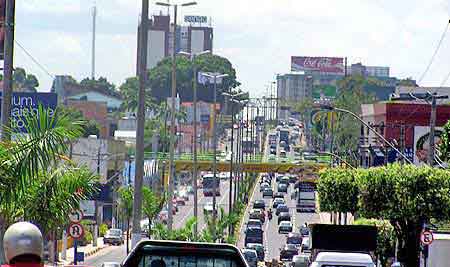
[
  {"left": 418, "top": 21, "right": 450, "bottom": 84},
  {"left": 14, "top": 40, "right": 54, "bottom": 79}
]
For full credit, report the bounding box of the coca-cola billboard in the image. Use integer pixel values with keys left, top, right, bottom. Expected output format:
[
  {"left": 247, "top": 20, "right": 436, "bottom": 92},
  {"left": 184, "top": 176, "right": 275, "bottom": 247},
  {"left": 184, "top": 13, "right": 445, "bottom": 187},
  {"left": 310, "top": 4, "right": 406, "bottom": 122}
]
[{"left": 291, "top": 56, "right": 344, "bottom": 74}]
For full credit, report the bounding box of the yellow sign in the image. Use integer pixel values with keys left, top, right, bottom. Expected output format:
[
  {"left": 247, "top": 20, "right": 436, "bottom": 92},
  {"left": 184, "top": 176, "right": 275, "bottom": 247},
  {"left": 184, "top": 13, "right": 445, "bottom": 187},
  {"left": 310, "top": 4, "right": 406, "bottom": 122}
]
[{"left": 167, "top": 161, "right": 327, "bottom": 174}]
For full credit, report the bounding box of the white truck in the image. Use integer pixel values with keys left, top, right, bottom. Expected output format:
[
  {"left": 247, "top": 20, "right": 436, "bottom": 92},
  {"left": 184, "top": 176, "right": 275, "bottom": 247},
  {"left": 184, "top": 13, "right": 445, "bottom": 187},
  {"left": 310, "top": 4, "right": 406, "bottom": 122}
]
[
  {"left": 420, "top": 232, "right": 450, "bottom": 267},
  {"left": 309, "top": 224, "right": 377, "bottom": 267}
]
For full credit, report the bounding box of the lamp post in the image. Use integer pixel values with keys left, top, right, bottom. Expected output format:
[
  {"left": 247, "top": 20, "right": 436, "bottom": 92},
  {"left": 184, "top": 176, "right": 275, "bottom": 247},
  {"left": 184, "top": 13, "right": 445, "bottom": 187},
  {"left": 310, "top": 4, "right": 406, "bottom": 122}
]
[
  {"left": 319, "top": 105, "right": 413, "bottom": 165},
  {"left": 156, "top": 0, "right": 197, "bottom": 231},
  {"left": 200, "top": 72, "right": 229, "bottom": 224},
  {"left": 178, "top": 50, "right": 210, "bottom": 238}
]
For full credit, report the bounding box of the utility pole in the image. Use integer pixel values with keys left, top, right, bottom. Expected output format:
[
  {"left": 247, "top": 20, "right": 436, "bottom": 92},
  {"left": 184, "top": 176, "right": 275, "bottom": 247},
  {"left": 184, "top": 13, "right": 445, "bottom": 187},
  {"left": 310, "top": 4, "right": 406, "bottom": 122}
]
[
  {"left": 94, "top": 145, "right": 101, "bottom": 247},
  {"left": 132, "top": 0, "right": 149, "bottom": 246},
  {"left": 428, "top": 96, "right": 437, "bottom": 165},
  {"left": 228, "top": 102, "right": 235, "bottom": 235},
  {"left": 91, "top": 4, "right": 97, "bottom": 79},
  {"left": 192, "top": 60, "right": 198, "bottom": 238},
  {"left": 212, "top": 76, "right": 218, "bottom": 223},
  {"left": 1, "top": 0, "right": 15, "bottom": 141},
  {"left": 167, "top": 4, "right": 178, "bottom": 230}
]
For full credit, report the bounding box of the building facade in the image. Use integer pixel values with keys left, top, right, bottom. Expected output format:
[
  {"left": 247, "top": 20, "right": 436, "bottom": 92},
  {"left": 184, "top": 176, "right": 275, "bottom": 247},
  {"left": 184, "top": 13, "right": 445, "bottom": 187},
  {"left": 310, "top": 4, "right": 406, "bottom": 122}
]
[
  {"left": 360, "top": 102, "right": 450, "bottom": 166},
  {"left": 138, "top": 13, "right": 214, "bottom": 70}
]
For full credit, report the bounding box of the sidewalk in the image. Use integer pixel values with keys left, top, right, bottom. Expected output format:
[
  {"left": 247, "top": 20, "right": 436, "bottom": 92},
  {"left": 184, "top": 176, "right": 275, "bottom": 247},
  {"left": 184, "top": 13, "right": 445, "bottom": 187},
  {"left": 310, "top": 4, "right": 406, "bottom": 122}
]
[{"left": 57, "top": 237, "right": 105, "bottom": 266}]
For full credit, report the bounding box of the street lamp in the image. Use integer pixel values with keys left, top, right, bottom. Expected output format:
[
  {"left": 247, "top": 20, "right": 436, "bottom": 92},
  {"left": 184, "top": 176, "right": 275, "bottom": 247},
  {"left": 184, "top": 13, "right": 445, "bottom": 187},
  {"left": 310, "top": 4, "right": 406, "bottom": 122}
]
[
  {"left": 177, "top": 50, "right": 210, "bottom": 238},
  {"left": 156, "top": 0, "right": 197, "bottom": 231},
  {"left": 200, "top": 72, "right": 229, "bottom": 222},
  {"left": 319, "top": 105, "right": 413, "bottom": 165}
]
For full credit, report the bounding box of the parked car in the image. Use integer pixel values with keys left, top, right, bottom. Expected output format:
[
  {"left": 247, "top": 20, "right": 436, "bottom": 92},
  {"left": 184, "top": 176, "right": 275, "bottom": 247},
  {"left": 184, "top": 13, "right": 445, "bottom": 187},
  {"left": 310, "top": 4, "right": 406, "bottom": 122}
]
[
  {"left": 103, "top": 229, "right": 124, "bottom": 245},
  {"left": 242, "top": 249, "right": 258, "bottom": 267},
  {"left": 278, "top": 212, "right": 291, "bottom": 224},
  {"left": 246, "top": 243, "right": 265, "bottom": 262},
  {"left": 279, "top": 244, "right": 298, "bottom": 261},
  {"left": 262, "top": 188, "right": 274, "bottom": 198},
  {"left": 253, "top": 200, "right": 266, "bottom": 210}
]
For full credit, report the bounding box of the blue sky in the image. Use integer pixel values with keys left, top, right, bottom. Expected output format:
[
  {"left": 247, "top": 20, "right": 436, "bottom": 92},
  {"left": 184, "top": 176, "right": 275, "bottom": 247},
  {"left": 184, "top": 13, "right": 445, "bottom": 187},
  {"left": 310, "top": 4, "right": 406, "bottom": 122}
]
[{"left": 14, "top": 0, "right": 450, "bottom": 97}]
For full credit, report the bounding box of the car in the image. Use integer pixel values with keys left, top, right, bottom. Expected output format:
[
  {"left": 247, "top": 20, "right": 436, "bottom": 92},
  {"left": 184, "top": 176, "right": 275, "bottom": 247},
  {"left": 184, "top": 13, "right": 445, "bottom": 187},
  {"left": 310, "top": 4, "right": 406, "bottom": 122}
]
[
  {"left": 279, "top": 176, "right": 290, "bottom": 185},
  {"left": 175, "top": 197, "right": 186, "bottom": 206},
  {"left": 246, "top": 243, "right": 265, "bottom": 262},
  {"left": 288, "top": 175, "right": 297, "bottom": 183},
  {"left": 276, "top": 175, "right": 284, "bottom": 183},
  {"left": 291, "top": 255, "right": 309, "bottom": 267},
  {"left": 278, "top": 212, "right": 291, "bottom": 224},
  {"left": 245, "top": 228, "right": 263, "bottom": 246},
  {"left": 299, "top": 225, "right": 310, "bottom": 237},
  {"left": 120, "top": 240, "right": 249, "bottom": 267},
  {"left": 262, "top": 176, "right": 272, "bottom": 184},
  {"left": 268, "top": 154, "right": 276, "bottom": 161},
  {"left": 272, "top": 197, "right": 285, "bottom": 208},
  {"left": 262, "top": 188, "right": 274, "bottom": 198},
  {"left": 276, "top": 204, "right": 289, "bottom": 216},
  {"left": 286, "top": 233, "right": 302, "bottom": 249},
  {"left": 203, "top": 202, "right": 217, "bottom": 215},
  {"left": 277, "top": 183, "right": 288, "bottom": 193},
  {"left": 253, "top": 200, "right": 266, "bottom": 210},
  {"left": 249, "top": 209, "right": 265, "bottom": 223},
  {"left": 246, "top": 219, "right": 263, "bottom": 230},
  {"left": 273, "top": 192, "right": 285, "bottom": 199},
  {"left": 280, "top": 150, "right": 287, "bottom": 158},
  {"left": 280, "top": 141, "right": 286, "bottom": 147},
  {"left": 242, "top": 248, "right": 258, "bottom": 267},
  {"left": 186, "top": 185, "right": 194, "bottom": 194},
  {"left": 270, "top": 148, "right": 277, "bottom": 155},
  {"left": 300, "top": 237, "right": 310, "bottom": 254},
  {"left": 103, "top": 229, "right": 124, "bottom": 245},
  {"left": 260, "top": 182, "right": 270, "bottom": 192},
  {"left": 279, "top": 243, "right": 298, "bottom": 261},
  {"left": 280, "top": 158, "right": 287, "bottom": 163}
]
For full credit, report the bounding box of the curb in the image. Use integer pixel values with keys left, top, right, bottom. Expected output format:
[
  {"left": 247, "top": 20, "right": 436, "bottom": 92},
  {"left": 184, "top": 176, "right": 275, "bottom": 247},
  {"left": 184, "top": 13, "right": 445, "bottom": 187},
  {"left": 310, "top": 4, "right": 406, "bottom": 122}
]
[{"left": 58, "top": 245, "right": 106, "bottom": 266}]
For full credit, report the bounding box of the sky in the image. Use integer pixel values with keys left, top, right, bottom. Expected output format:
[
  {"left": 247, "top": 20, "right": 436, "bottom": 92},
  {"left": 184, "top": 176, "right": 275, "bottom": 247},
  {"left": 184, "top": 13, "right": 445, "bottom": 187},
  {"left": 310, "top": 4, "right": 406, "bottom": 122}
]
[{"left": 13, "top": 0, "right": 450, "bottom": 97}]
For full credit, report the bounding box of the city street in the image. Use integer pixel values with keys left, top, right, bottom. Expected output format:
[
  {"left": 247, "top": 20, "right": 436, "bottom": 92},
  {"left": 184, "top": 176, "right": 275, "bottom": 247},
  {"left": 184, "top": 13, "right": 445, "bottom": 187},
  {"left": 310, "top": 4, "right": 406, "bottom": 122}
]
[
  {"left": 83, "top": 244, "right": 127, "bottom": 267},
  {"left": 173, "top": 179, "right": 231, "bottom": 230}
]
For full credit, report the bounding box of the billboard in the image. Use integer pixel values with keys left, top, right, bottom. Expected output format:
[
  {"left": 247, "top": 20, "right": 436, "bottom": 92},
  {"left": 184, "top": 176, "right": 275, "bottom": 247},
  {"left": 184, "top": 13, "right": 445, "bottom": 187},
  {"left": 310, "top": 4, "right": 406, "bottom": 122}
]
[
  {"left": 291, "top": 56, "right": 344, "bottom": 74},
  {"left": 0, "top": 92, "right": 58, "bottom": 132},
  {"left": 413, "top": 126, "right": 443, "bottom": 166}
]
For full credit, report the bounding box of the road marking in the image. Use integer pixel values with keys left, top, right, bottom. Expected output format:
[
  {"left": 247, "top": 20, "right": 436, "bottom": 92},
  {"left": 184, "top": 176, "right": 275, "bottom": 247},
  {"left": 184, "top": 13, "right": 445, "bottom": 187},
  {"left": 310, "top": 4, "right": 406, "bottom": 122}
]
[{"left": 175, "top": 193, "right": 205, "bottom": 229}]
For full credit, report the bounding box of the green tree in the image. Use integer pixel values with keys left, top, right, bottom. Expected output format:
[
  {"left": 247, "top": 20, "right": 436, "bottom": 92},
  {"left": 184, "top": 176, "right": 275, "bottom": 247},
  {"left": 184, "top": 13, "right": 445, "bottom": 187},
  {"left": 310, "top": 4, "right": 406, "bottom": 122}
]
[
  {"left": 142, "top": 186, "right": 166, "bottom": 236},
  {"left": 80, "top": 77, "right": 117, "bottom": 94},
  {"left": 148, "top": 54, "right": 240, "bottom": 104},
  {"left": 119, "top": 76, "right": 156, "bottom": 112},
  {"left": 56, "top": 106, "right": 101, "bottom": 137},
  {"left": 397, "top": 77, "right": 418, "bottom": 87},
  {"left": 438, "top": 119, "right": 450, "bottom": 162},
  {"left": 354, "top": 218, "right": 395, "bottom": 267},
  {"left": 0, "top": 67, "right": 40, "bottom": 92},
  {"left": 118, "top": 186, "right": 133, "bottom": 252},
  {"left": 319, "top": 164, "right": 450, "bottom": 267},
  {"left": 0, "top": 105, "right": 96, "bottom": 262}
]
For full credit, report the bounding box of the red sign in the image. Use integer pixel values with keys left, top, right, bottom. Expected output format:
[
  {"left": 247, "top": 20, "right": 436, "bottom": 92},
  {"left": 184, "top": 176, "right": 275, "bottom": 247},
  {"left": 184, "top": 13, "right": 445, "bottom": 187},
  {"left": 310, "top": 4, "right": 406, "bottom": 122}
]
[
  {"left": 420, "top": 230, "right": 434, "bottom": 245},
  {"left": 68, "top": 223, "right": 84, "bottom": 239},
  {"left": 291, "top": 56, "right": 344, "bottom": 74}
]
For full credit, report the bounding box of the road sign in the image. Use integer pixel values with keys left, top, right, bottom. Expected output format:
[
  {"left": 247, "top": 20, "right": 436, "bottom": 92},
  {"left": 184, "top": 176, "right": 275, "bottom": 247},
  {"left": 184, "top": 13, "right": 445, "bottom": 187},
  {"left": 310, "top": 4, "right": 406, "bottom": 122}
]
[
  {"left": 68, "top": 223, "right": 84, "bottom": 239},
  {"left": 421, "top": 230, "right": 434, "bottom": 245},
  {"left": 69, "top": 210, "right": 84, "bottom": 223}
]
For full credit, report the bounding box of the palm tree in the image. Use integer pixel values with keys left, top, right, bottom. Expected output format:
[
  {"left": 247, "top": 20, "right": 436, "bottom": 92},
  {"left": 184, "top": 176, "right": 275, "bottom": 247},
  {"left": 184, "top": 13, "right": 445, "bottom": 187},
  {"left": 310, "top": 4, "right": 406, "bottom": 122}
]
[{"left": 0, "top": 105, "right": 98, "bottom": 263}]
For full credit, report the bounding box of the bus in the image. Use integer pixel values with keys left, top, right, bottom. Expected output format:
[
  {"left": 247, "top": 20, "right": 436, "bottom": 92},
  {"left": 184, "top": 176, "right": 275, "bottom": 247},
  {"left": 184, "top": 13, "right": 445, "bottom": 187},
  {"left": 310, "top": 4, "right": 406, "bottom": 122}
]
[
  {"left": 202, "top": 174, "right": 220, "bottom": 197},
  {"left": 296, "top": 181, "right": 316, "bottom": 212}
]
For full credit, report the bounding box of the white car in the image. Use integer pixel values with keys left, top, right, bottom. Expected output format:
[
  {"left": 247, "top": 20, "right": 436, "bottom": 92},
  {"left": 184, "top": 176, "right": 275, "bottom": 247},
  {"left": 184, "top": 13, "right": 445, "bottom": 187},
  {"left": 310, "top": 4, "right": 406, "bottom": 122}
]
[
  {"left": 204, "top": 202, "right": 217, "bottom": 215},
  {"left": 278, "top": 221, "right": 293, "bottom": 234}
]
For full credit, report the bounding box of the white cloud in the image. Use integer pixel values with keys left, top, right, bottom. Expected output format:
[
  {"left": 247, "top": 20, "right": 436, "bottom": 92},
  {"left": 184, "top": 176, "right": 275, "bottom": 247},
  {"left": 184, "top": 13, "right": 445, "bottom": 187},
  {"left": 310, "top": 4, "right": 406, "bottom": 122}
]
[{"left": 20, "top": 0, "right": 82, "bottom": 14}]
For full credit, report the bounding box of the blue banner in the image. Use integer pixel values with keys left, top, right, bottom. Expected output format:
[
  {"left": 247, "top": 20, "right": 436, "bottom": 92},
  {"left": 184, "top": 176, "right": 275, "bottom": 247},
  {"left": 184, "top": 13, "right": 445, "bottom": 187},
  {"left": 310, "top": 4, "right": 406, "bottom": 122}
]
[{"left": 0, "top": 92, "right": 58, "bottom": 132}]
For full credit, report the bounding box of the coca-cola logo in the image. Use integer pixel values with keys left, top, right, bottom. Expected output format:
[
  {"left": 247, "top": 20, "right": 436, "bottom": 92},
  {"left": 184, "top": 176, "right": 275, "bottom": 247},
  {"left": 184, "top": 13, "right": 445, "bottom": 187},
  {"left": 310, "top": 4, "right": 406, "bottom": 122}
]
[{"left": 303, "top": 57, "right": 334, "bottom": 69}]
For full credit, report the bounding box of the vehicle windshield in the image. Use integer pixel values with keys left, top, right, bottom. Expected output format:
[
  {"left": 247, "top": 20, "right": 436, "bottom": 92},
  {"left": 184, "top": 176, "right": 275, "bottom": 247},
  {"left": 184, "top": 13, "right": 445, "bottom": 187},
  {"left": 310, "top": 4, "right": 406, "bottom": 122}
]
[
  {"left": 137, "top": 255, "right": 242, "bottom": 267},
  {"left": 108, "top": 229, "right": 122, "bottom": 236}
]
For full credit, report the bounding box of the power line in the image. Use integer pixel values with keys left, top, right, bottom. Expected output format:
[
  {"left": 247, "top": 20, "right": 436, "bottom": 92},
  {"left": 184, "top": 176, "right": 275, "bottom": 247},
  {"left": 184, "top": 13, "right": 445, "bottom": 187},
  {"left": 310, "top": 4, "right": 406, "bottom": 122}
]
[
  {"left": 418, "top": 21, "right": 450, "bottom": 84},
  {"left": 14, "top": 40, "right": 54, "bottom": 79}
]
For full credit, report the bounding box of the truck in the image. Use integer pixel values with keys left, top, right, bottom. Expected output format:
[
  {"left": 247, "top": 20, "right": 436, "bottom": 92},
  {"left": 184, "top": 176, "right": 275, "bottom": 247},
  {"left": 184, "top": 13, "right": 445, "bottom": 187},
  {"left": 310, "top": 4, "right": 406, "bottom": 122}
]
[
  {"left": 420, "top": 232, "right": 450, "bottom": 267},
  {"left": 308, "top": 224, "right": 377, "bottom": 267},
  {"left": 279, "top": 129, "right": 289, "bottom": 144},
  {"left": 296, "top": 182, "right": 316, "bottom": 212}
]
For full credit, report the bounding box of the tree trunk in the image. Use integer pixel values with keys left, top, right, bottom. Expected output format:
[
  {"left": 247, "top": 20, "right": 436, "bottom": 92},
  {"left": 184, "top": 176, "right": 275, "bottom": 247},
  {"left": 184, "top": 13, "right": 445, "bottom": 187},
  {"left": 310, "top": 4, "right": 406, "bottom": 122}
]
[
  {"left": 148, "top": 219, "right": 152, "bottom": 238},
  {"left": 397, "top": 220, "right": 421, "bottom": 267},
  {"left": 126, "top": 218, "right": 130, "bottom": 254},
  {"left": 0, "top": 216, "right": 7, "bottom": 264}
]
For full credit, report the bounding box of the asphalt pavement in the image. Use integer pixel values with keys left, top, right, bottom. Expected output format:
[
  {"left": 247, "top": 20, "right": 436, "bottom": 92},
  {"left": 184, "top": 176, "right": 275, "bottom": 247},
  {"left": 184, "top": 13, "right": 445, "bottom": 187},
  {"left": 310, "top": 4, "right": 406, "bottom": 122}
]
[{"left": 83, "top": 244, "right": 127, "bottom": 267}]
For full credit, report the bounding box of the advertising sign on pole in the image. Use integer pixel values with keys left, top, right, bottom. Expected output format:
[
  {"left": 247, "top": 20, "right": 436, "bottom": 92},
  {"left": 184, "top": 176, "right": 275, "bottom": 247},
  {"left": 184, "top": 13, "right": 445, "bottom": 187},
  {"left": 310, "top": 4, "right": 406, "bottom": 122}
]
[
  {"left": 184, "top": 15, "right": 207, "bottom": 23},
  {"left": 69, "top": 210, "right": 84, "bottom": 223},
  {"left": 0, "top": 92, "right": 57, "bottom": 132},
  {"left": 413, "top": 126, "right": 443, "bottom": 166},
  {"left": 291, "top": 56, "right": 344, "bottom": 74}
]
